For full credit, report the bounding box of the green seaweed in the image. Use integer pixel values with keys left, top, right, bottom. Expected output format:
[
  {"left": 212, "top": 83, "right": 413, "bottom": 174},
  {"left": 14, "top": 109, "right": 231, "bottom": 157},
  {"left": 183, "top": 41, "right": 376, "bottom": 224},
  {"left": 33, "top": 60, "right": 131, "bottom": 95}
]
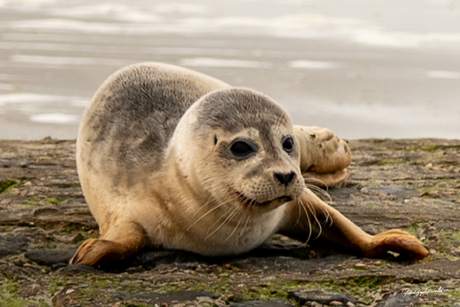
[{"left": 0, "top": 180, "right": 18, "bottom": 193}]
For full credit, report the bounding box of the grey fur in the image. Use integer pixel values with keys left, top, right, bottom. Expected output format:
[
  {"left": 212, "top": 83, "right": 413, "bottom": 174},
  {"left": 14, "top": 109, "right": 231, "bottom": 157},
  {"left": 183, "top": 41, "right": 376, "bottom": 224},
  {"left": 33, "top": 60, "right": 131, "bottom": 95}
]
[
  {"left": 78, "top": 62, "right": 293, "bottom": 187},
  {"left": 78, "top": 63, "right": 228, "bottom": 181},
  {"left": 195, "top": 89, "right": 288, "bottom": 134}
]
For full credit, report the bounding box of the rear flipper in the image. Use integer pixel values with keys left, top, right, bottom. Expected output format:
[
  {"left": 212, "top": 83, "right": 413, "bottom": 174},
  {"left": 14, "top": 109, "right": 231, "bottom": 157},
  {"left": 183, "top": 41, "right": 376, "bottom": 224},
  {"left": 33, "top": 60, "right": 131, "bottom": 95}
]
[
  {"left": 302, "top": 169, "right": 349, "bottom": 189},
  {"left": 294, "top": 125, "right": 352, "bottom": 188},
  {"left": 70, "top": 222, "right": 147, "bottom": 267}
]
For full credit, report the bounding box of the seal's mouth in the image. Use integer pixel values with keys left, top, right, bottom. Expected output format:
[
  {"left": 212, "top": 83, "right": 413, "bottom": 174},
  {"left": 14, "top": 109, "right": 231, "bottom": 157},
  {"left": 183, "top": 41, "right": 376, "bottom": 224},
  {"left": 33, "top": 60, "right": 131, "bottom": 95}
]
[{"left": 234, "top": 190, "right": 292, "bottom": 207}]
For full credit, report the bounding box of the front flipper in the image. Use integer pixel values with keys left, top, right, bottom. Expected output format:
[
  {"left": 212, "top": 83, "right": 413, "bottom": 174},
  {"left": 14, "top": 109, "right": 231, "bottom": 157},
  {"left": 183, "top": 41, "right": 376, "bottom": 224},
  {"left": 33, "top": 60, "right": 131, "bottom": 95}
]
[
  {"left": 363, "top": 229, "right": 429, "bottom": 259},
  {"left": 278, "top": 189, "right": 429, "bottom": 260},
  {"left": 294, "top": 125, "right": 352, "bottom": 188},
  {"left": 70, "top": 222, "right": 147, "bottom": 267}
]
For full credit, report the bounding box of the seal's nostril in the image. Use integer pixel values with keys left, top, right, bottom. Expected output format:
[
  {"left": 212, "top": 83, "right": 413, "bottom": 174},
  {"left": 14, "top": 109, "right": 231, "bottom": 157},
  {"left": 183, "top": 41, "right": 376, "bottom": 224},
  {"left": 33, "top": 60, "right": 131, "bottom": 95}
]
[
  {"left": 287, "top": 172, "right": 296, "bottom": 184},
  {"left": 274, "top": 171, "right": 296, "bottom": 186}
]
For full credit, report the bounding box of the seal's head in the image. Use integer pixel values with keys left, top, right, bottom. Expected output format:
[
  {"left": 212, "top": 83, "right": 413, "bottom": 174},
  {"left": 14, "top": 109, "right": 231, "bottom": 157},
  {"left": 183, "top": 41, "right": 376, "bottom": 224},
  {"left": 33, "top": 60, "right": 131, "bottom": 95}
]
[{"left": 169, "top": 88, "right": 305, "bottom": 212}]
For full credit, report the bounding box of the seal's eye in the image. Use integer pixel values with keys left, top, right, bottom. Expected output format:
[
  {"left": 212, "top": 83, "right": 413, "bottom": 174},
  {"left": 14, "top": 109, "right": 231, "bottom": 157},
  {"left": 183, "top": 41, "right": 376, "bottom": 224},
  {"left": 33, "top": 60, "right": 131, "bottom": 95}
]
[
  {"left": 282, "top": 137, "right": 294, "bottom": 153},
  {"left": 230, "top": 141, "right": 255, "bottom": 157}
]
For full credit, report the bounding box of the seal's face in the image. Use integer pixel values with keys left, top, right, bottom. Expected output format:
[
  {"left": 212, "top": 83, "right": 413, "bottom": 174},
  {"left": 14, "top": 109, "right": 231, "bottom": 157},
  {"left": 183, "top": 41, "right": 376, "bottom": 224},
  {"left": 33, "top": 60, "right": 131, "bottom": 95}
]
[
  {"left": 214, "top": 126, "right": 304, "bottom": 212},
  {"left": 183, "top": 88, "right": 305, "bottom": 213}
]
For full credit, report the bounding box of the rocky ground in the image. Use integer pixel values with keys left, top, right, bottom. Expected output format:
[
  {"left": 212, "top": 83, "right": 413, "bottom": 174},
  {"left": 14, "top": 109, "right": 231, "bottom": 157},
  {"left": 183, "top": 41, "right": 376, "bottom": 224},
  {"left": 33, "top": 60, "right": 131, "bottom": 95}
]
[{"left": 0, "top": 138, "right": 459, "bottom": 307}]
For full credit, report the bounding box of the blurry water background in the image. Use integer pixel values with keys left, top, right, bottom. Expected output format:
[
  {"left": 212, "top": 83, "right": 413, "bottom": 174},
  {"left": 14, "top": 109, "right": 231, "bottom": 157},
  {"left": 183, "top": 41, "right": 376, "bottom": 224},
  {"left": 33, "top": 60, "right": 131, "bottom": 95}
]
[{"left": 0, "top": 0, "right": 459, "bottom": 139}]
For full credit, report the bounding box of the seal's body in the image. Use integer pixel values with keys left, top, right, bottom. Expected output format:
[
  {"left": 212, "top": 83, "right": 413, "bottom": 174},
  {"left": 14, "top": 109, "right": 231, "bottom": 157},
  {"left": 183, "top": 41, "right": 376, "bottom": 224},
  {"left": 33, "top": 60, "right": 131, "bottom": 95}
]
[{"left": 71, "top": 63, "right": 428, "bottom": 266}]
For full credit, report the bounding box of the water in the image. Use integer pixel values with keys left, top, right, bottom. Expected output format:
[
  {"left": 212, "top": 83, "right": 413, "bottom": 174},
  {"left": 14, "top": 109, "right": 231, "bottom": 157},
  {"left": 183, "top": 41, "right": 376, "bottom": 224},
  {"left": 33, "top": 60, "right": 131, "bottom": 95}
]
[{"left": 1, "top": 0, "right": 460, "bottom": 139}]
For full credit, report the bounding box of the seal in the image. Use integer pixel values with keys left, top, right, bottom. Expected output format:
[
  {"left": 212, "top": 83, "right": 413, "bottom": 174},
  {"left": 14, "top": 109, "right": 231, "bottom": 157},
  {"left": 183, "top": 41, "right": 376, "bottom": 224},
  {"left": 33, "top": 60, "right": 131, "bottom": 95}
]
[{"left": 70, "top": 62, "right": 428, "bottom": 266}]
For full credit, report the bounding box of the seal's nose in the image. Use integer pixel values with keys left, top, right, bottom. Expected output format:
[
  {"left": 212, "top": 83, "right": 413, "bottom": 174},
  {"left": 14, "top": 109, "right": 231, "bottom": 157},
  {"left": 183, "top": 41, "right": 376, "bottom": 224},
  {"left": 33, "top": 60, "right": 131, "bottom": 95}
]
[{"left": 274, "top": 171, "right": 296, "bottom": 186}]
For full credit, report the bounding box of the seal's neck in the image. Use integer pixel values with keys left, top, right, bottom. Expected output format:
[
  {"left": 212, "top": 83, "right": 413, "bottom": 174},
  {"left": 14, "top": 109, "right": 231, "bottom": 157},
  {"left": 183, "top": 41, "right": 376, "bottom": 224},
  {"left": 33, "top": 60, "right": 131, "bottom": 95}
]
[{"left": 155, "top": 144, "right": 211, "bottom": 214}]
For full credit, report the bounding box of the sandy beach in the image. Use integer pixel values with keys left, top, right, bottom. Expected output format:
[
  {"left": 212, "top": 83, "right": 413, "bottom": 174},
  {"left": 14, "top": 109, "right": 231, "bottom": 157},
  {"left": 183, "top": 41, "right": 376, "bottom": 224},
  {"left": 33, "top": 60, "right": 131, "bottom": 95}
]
[{"left": 1, "top": 0, "right": 460, "bottom": 140}]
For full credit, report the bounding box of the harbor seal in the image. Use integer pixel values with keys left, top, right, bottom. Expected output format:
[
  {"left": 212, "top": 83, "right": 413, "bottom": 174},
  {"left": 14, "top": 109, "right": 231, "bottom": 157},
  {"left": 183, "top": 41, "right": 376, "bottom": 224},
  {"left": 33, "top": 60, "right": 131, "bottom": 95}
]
[{"left": 70, "top": 62, "right": 428, "bottom": 266}]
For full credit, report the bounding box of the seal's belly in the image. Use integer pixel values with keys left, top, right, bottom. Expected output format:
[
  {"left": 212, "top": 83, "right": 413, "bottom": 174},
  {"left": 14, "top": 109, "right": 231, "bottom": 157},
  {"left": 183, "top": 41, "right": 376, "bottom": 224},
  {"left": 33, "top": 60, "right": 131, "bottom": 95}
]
[
  {"left": 196, "top": 227, "right": 275, "bottom": 256},
  {"left": 158, "top": 207, "right": 285, "bottom": 257}
]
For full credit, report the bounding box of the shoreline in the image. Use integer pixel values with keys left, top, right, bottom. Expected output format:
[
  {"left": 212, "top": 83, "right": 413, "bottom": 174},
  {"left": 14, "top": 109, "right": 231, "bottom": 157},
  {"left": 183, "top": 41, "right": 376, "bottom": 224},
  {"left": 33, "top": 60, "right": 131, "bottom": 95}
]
[{"left": 1, "top": 1, "right": 460, "bottom": 140}]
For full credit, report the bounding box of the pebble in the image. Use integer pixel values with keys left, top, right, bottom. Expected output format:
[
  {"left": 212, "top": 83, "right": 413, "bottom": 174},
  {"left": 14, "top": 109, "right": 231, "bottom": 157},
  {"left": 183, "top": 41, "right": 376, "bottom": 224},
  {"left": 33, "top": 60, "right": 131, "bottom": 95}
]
[
  {"left": 288, "top": 290, "right": 356, "bottom": 306},
  {"left": 231, "top": 299, "right": 294, "bottom": 307},
  {"left": 354, "top": 263, "right": 367, "bottom": 269}
]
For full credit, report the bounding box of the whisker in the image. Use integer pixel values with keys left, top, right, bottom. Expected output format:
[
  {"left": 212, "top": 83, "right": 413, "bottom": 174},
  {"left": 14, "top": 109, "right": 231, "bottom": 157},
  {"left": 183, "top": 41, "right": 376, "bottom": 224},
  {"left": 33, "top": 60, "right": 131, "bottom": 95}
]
[
  {"left": 188, "top": 190, "right": 241, "bottom": 232},
  {"left": 303, "top": 183, "right": 333, "bottom": 227},
  {"left": 203, "top": 198, "right": 239, "bottom": 237},
  {"left": 307, "top": 188, "right": 333, "bottom": 227},
  {"left": 239, "top": 210, "right": 251, "bottom": 238},
  {"left": 294, "top": 197, "right": 301, "bottom": 227},
  {"left": 192, "top": 197, "right": 213, "bottom": 217},
  {"left": 304, "top": 182, "right": 332, "bottom": 202},
  {"left": 187, "top": 201, "right": 228, "bottom": 232},
  {"left": 298, "top": 196, "right": 313, "bottom": 245},
  {"left": 304, "top": 195, "right": 323, "bottom": 240},
  {"left": 205, "top": 205, "right": 240, "bottom": 240},
  {"left": 303, "top": 175, "right": 329, "bottom": 190},
  {"left": 203, "top": 206, "right": 231, "bottom": 235},
  {"left": 321, "top": 203, "right": 333, "bottom": 227},
  {"left": 223, "top": 206, "right": 245, "bottom": 243}
]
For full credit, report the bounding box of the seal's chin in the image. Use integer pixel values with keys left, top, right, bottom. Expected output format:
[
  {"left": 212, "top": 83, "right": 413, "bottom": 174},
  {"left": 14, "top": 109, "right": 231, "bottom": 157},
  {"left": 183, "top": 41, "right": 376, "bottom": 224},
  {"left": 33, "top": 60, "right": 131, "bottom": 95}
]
[{"left": 234, "top": 190, "right": 293, "bottom": 207}]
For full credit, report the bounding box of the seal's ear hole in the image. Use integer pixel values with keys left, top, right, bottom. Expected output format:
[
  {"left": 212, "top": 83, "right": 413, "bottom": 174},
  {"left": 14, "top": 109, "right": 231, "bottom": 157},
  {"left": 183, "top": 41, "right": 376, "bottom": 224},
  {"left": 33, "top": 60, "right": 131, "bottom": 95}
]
[
  {"left": 214, "top": 135, "right": 218, "bottom": 145},
  {"left": 230, "top": 141, "right": 256, "bottom": 157}
]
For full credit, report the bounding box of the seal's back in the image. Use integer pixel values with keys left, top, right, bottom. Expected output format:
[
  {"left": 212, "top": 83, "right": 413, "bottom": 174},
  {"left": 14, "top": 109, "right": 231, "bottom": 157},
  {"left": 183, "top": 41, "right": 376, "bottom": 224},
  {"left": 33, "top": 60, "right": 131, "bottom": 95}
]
[{"left": 77, "top": 63, "right": 229, "bottom": 185}]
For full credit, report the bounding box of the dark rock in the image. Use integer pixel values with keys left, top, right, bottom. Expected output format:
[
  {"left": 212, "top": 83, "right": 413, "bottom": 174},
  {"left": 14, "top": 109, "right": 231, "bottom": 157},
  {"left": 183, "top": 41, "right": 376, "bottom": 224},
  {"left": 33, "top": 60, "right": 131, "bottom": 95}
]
[
  {"left": 126, "top": 241, "right": 324, "bottom": 271},
  {"left": 58, "top": 264, "right": 103, "bottom": 274},
  {"left": 288, "top": 289, "right": 356, "bottom": 305},
  {"left": 329, "top": 185, "right": 419, "bottom": 201},
  {"left": 131, "top": 250, "right": 201, "bottom": 267},
  {"left": 51, "top": 262, "right": 69, "bottom": 271},
  {"left": 243, "top": 241, "right": 307, "bottom": 258},
  {"left": 370, "top": 185, "right": 420, "bottom": 199},
  {"left": 12, "top": 226, "right": 47, "bottom": 239},
  {"left": 231, "top": 254, "right": 348, "bottom": 274},
  {"left": 375, "top": 292, "right": 419, "bottom": 307},
  {"left": 328, "top": 187, "right": 359, "bottom": 199},
  {"left": 176, "top": 262, "right": 200, "bottom": 270},
  {"left": 25, "top": 248, "right": 76, "bottom": 265},
  {"left": 32, "top": 206, "right": 64, "bottom": 217},
  {"left": 114, "top": 290, "right": 215, "bottom": 304},
  {"left": 105, "top": 249, "right": 206, "bottom": 272},
  {"left": 0, "top": 234, "right": 30, "bottom": 257},
  {"left": 231, "top": 299, "right": 294, "bottom": 307}
]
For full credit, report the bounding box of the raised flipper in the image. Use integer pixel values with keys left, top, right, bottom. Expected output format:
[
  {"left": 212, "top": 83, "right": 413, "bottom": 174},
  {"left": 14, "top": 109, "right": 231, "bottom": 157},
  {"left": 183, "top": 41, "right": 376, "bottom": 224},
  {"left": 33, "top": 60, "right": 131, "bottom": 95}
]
[
  {"left": 302, "top": 169, "right": 349, "bottom": 189},
  {"left": 294, "top": 126, "right": 352, "bottom": 188},
  {"left": 278, "top": 189, "right": 429, "bottom": 260},
  {"left": 70, "top": 222, "right": 147, "bottom": 267}
]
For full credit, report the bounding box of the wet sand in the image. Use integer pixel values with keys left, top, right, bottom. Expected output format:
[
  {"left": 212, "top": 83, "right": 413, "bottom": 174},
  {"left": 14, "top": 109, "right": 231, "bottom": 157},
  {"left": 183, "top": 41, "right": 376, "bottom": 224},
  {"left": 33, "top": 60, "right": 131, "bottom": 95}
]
[{"left": 1, "top": 0, "right": 460, "bottom": 139}]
